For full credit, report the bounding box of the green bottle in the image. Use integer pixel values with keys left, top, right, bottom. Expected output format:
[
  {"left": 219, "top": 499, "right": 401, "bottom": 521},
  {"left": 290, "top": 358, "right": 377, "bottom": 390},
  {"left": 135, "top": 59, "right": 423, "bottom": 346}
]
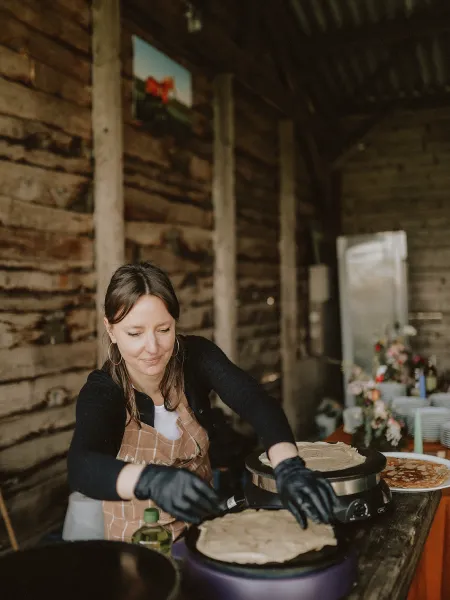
[{"left": 131, "top": 508, "right": 172, "bottom": 556}]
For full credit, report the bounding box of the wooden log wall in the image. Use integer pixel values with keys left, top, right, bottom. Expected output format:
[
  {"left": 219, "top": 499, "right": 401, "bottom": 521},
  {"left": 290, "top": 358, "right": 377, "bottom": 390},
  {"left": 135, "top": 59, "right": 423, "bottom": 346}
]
[
  {"left": 0, "top": 0, "right": 319, "bottom": 551},
  {"left": 341, "top": 107, "right": 450, "bottom": 371},
  {"left": 234, "top": 85, "right": 282, "bottom": 399},
  {"left": 0, "top": 0, "right": 95, "bottom": 551},
  {"left": 121, "top": 25, "right": 215, "bottom": 341}
]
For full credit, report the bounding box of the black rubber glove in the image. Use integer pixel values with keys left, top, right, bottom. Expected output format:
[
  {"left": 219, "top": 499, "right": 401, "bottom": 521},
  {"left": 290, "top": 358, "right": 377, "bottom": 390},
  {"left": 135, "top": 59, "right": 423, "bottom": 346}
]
[
  {"left": 134, "top": 465, "right": 221, "bottom": 524},
  {"left": 274, "top": 456, "right": 338, "bottom": 529}
]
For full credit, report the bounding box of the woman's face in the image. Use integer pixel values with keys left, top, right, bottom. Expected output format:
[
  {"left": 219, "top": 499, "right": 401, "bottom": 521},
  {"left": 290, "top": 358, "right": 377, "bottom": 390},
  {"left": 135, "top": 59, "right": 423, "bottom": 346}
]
[{"left": 105, "top": 294, "right": 176, "bottom": 380}]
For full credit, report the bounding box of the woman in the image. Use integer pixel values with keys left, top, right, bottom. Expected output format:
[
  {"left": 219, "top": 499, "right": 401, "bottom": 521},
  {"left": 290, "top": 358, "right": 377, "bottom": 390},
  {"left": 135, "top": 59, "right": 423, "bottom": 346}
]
[{"left": 67, "top": 262, "right": 336, "bottom": 542}]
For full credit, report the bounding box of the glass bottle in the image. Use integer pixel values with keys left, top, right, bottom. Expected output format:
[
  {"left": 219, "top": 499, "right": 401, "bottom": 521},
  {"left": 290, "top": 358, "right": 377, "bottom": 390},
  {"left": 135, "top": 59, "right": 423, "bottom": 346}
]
[
  {"left": 425, "top": 356, "right": 438, "bottom": 395},
  {"left": 131, "top": 507, "right": 172, "bottom": 556}
]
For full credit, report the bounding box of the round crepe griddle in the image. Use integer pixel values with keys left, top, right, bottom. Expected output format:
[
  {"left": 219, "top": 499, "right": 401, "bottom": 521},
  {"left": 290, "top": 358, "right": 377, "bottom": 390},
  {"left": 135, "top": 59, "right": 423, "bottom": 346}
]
[
  {"left": 184, "top": 508, "right": 349, "bottom": 577},
  {"left": 246, "top": 445, "right": 386, "bottom": 483}
]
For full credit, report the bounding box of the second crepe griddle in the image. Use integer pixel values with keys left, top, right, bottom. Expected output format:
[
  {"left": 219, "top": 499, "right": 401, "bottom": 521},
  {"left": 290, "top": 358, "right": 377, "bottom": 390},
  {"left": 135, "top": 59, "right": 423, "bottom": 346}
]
[{"left": 246, "top": 445, "right": 386, "bottom": 481}]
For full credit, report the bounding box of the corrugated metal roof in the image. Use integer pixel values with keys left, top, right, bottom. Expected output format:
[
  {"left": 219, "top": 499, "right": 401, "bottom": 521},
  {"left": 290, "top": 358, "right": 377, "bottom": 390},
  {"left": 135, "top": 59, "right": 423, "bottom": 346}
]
[{"left": 287, "top": 0, "right": 450, "bottom": 115}]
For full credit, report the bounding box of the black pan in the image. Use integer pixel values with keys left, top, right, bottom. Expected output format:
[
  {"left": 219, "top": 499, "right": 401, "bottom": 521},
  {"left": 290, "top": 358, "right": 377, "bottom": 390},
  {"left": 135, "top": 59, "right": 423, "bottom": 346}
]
[
  {"left": 246, "top": 445, "right": 386, "bottom": 482},
  {"left": 0, "top": 540, "right": 180, "bottom": 600},
  {"left": 183, "top": 507, "right": 351, "bottom": 578}
]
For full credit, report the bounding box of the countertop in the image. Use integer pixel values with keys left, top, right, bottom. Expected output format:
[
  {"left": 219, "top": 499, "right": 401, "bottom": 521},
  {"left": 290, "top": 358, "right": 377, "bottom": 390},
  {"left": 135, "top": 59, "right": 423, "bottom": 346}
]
[{"left": 345, "top": 489, "right": 441, "bottom": 599}]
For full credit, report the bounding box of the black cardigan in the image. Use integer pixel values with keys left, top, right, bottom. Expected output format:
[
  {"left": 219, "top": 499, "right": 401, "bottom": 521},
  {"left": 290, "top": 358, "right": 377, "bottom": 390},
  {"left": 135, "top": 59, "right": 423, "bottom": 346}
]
[{"left": 67, "top": 335, "right": 295, "bottom": 500}]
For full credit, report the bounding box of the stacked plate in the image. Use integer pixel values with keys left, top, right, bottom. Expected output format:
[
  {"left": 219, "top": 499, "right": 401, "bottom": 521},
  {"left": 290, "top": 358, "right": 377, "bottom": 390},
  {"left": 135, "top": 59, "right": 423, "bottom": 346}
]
[
  {"left": 406, "top": 407, "right": 450, "bottom": 442},
  {"left": 391, "top": 397, "right": 428, "bottom": 422},
  {"left": 430, "top": 393, "right": 450, "bottom": 409},
  {"left": 440, "top": 422, "right": 450, "bottom": 448}
]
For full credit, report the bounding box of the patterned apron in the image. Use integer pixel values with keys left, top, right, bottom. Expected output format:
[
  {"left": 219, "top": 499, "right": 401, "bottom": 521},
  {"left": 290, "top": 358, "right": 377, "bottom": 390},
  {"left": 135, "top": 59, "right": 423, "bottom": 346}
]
[{"left": 103, "top": 394, "right": 212, "bottom": 542}]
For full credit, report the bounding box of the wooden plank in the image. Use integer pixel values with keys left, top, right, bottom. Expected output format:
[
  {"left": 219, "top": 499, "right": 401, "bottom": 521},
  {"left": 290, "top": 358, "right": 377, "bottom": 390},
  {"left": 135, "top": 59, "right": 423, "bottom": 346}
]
[
  {"left": 0, "top": 196, "right": 93, "bottom": 234},
  {"left": 125, "top": 186, "right": 212, "bottom": 229},
  {"left": 125, "top": 222, "right": 211, "bottom": 251},
  {"left": 0, "top": 140, "right": 90, "bottom": 176},
  {"left": 0, "top": 307, "right": 96, "bottom": 349},
  {"left": 124, "top": 169, "right": 210, "bottom": 207},
  {"left": 0, "top": 226, "right": 93, "bottom": 269},
  {"left": 31, "top": 56, "right": 91, "bottom": 108},
  {"left": 279, "top": 120, "right": 298, "bottom": 432},
  {"left": 0, "top": 270, "right": 95, "bottom": 292},
  {"left": 212, "top": 74, "right": 237, "bottom": 365},
  {"left": 0, "top": 370, "right": 90, "bottom": 419},
  {"left": 0, "top": 429, "right": 73, "bottom": 473},
  {"left": 123, "top": 125, "right": 170, "bottom": 168},
  {"left": 2, "top": 0, "right": 90, "bottom": 54},
  {"left": 139, "top": 246, "right": 207, "bottom": 275},
  {"left": 0, "top": 12, "right": 90, "bottom": 83},
  {"left": 0, "top": 115, "right": 91, "bottom": 171},
  {"left": 92, "top": 0, "right": 125, "bottom": 362},
  {"left": 0, "top": 340, "right": 96, "bottom": 382},
  {"left": 3, "top": 458, "right": 67, "bottom": 495},
  {"left": 66, "top": 308, "right": 96, "bottom": 342},
  {"left": 0, "top": 404, "right": 76, "bottom": 450},
  {"left": 0, "top": 292, "right": 95, "bottom": 313},
  {"left": 0, "top": 79, "right": 91, "bottom": 139},
  {"left": 43, "top": 0, "right": 91, "bottom": 30},
  {"left": 0, "top": 312, "right": 42, "bottom": 349}
]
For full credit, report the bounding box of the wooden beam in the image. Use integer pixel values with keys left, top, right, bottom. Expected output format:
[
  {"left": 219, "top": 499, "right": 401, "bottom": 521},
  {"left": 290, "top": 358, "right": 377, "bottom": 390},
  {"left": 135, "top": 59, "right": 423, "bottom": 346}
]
[
  {"left": 213, "top": 74, "right": 236, "bottom": 365},
  {"left": 92, "top": 0, "right": 124, "bottom": 363},
  {"left": 123, "top": 0, "right": 316, "bottom": 130},
  {"left": 330, "top": 104, "right": 393, "bottom": 170},
  {"left": 294, "top": 7, "right": 450, "bottom": 56},
  {"left": 344, "top": 93, "right": 450, "bottom": 116},
  {"left": 279, "top": 120, "right": 298, "bottom": 432}
]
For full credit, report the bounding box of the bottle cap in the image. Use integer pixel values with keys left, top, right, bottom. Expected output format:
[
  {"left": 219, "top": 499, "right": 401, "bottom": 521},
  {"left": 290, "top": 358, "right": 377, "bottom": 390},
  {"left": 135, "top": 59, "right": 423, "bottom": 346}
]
[{"left": 144, "top": 507, "right": 159, "bottom": 523}]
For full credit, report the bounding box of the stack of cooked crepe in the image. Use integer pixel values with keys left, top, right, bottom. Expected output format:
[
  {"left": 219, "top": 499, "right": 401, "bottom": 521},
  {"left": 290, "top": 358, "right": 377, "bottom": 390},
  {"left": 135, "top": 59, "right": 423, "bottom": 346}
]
[
  {"left": 382, "top": 457, "right": 450, "bottom": 489},
  {"left": 196, "top": 509, "right": 337, "bottom": 564},
  {"left": 259, "top": 441, "right": 366, "bottom": 472}
]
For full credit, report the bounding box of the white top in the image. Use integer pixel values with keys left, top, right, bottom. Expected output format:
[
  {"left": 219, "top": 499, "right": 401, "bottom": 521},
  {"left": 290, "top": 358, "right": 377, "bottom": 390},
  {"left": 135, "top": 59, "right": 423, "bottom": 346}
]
[{"left": 154, "top": 404, "right": 181, "bottom": 440}]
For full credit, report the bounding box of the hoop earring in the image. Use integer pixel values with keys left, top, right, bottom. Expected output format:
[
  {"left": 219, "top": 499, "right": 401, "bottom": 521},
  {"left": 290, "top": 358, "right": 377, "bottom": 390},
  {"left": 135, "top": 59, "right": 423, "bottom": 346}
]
[
  {"left": 108, "top": 342, "right": 123, "bottom": 366},
  {"left": 173, "top": 336, "right": 180, "bottom": 357}
]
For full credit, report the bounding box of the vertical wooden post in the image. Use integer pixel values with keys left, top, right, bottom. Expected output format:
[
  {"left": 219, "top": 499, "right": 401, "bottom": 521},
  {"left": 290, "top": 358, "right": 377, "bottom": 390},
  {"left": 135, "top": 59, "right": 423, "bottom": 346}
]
[
  {"left": 213, "top": 74, "right": 237, "bottom": 363},
  {"left": 279, "top": 120, "right": 298, "bottom": 431},
  {"left": 92, "top": 0, "right": 124, "bottom": 363}
]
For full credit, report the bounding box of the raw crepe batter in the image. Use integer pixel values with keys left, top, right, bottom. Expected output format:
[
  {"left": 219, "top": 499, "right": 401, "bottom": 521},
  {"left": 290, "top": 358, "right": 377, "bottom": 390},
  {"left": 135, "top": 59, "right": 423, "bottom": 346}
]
[
  {"left": 259, "top": 441, "right": 366, "bottom": 472},
  {"left": 196, "top": 509, "right": 337, "bottom": 564}
]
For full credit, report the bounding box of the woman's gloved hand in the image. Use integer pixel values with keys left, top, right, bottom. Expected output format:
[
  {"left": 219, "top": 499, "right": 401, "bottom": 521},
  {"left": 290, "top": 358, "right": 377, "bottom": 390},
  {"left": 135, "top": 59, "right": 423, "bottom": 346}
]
[
  {"left": 274, "top": 456, "right": 338, "bottom": 529},
  {"left": 134, "top": 464, "right": 221, "bottom": 524}
]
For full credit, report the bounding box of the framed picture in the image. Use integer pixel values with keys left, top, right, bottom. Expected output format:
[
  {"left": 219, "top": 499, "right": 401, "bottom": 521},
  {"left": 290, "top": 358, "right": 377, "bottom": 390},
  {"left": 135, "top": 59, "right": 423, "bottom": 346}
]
[{"left": 132, "top": 35, "right": 193, "bottom": 136}]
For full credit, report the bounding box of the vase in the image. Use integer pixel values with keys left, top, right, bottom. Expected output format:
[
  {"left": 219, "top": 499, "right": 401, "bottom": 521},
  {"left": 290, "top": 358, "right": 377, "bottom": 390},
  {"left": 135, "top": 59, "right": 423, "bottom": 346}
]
[
  {"left": 351, "top": 426, "right": 405, "bottom": 452},
  {"left": 343, "top": 406, "right": 363, "bottom": 434},
  {"left": 376, "top": 382, "right": 407, "bottom": 407}
]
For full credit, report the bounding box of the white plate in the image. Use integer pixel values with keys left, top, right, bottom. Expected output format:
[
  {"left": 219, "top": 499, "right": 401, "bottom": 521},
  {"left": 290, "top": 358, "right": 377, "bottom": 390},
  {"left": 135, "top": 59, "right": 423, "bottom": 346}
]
[{"left": 382, "top": 452, "right": 450, "bottom": 493}]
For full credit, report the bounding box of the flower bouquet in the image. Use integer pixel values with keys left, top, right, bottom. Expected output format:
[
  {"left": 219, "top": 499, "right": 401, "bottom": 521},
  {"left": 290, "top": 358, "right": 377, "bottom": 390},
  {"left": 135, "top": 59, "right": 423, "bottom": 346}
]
[
  {"left": 373, "top": 324, "right": 417, "bottom": 384},
  {"left": 348, "top": 368, "right": 405, "bottom": 450}
]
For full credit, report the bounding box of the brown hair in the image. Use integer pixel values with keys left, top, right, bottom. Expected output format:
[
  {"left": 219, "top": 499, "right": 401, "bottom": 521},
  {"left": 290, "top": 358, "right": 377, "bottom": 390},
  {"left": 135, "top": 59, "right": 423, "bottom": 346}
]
[{"left": 104, "top": 262, "right": 185, "bottom": 425}]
